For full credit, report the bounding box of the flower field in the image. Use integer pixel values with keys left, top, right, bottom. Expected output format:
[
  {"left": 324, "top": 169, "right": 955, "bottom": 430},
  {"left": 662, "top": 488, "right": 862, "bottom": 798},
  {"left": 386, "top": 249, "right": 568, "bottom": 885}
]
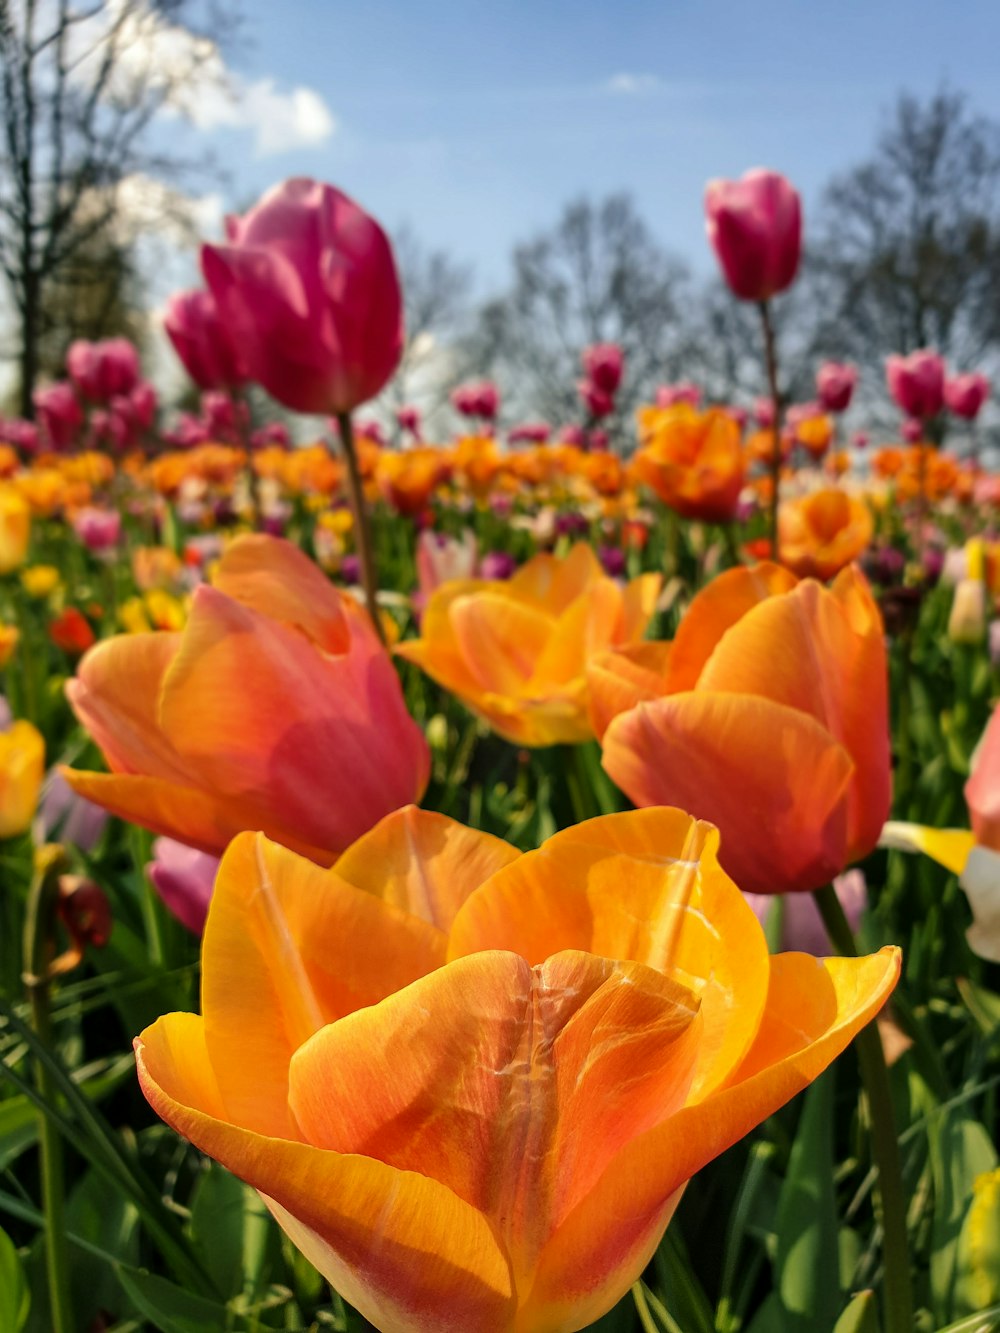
[{"left": 1, "top": 171, "right": 1000, "bottom": 1333}]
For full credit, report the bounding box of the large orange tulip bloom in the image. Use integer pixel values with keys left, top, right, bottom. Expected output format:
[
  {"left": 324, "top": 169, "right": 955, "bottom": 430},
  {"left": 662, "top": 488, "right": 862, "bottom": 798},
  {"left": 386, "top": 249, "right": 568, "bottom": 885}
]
[
  {"left": 595, "top": 562, "right": 891, "bottom": 893},
  {"left": 778, "top": 487, "right": 874, "bottom": 580},
  {"left": 396, "top": 543, "right": 661, "bottom": 746},
  {"left": 64, "top": 534, "right": 429, "bottom": 862},
  {"left": 632, "top": 404, "right": 744, "bottom": 522},
  {"left": 137, "top": 804, "right": 899, "bottom": 1333}
]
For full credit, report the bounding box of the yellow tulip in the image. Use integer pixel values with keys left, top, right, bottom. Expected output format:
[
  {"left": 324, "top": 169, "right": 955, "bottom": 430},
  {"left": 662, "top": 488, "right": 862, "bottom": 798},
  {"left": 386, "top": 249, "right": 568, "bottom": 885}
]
[
  {"left": 137, "top": 805, "right": 899, "bottom": 1333},
  {"left": 396, "top": 543, "right": 661, "bottom": 746},
  {"left": 0, "top": 720, "right": 44, "bottom": 838},
  {"left": 20, "top": 564, "right": 61, "bottom": 599},
  {"left": 0, "top": 486, "right": 30, "bottom": 574}
]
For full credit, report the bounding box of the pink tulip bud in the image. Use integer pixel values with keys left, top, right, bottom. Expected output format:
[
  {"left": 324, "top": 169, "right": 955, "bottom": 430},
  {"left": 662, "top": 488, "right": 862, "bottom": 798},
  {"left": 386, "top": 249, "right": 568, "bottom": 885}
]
[
  {"left": 72, "top": 507, "right": 122, "bottom": 553},
  {"left": 816, "top": 362, "right": 858, "bottom": 413},
  {"left": 508, "top": 421, "right": 551, "bottom": 444},
  {"left": 886, "top": 350, "right": 946, "bottom": 419},
  {"left": 147, "top": 838, "right": 220, "bottom": 936},
  {"left": 578, "top": 379, "right": 615, "bottom": 419},
  {"left": 901, "top": 418, "right": 924, "bottom": 443},
  {"left": 582, "top": 343, "right": 624, "bottom": 395},
  {"left": 945, "top": 372, "right": 990, "bottom": 421},
  {"left": 655, "top": 382, "right": 701, "bottom": 409},
  {"left": 705, "top": 168, "right": 802, "bottom": 302},
  {"left": 33, "top": 382, "right": 82, "bottom": 451},
  {"left": 753, "top": 396, "right": 776, "bottom": 428},
  {"left": 396, "top": 405, "right": 422, "bottom": 439},
  {"left": 202, "top": 178, "right": 404, "bottom": 416},
  {"left": 164, "top": 288, "right": 248, "bottom": 391},
  {"left": 67, "top": 338, "right": 140, "bottom": 402},
  {"left": 558, "top": 424, "right": 587, "bottom": 446}
]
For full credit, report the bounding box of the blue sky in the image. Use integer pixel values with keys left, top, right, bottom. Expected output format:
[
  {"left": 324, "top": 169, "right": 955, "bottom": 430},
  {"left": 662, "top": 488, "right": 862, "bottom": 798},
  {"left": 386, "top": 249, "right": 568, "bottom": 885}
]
[{"left": 167, "top": 0, "right": 1000, "bottom": 291}]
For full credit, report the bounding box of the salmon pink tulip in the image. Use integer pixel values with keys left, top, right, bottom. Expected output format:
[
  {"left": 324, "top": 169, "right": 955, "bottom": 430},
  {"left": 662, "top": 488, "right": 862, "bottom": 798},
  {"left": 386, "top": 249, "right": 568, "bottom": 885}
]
[
  {"left": 63, "top": 534, "right": 429, "bottom": 861},
  {"left": 202, "top": 178, "right": 403, "bottom": 416},
  {"left": 396, "top": 543, "right": 661, "bottom": 746},
  {"left": 595, "top": 562, "right": 891, "bottom": 893},
  {"left": 136, "top": 804, "right": 899, "bottom": 1333},
  {"left": 705, "top": 169, "right": 801, "bottom": 302}
]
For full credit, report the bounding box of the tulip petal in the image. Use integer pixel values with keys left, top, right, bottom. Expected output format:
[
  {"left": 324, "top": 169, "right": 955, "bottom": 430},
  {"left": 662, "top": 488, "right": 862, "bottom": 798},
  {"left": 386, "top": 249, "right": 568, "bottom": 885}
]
[
  {"left": 602, "top": 692, "right": 854, "bottom": 893},
  {"left": 288, "top": 950, "right": 701, "bottom": 1286},
  {"left": 526, "top": 946, "right": 900, "bottom": 1330},
  {"left": 449, "top": 593, "right": 555, "bottom": 696},
  {"left": 586, "top": 641, "right": 672, "bottom": 740},
  {"left": 449, "top": 808, "right": 770, "bottom": 1100},
  {"left": 211, "top": 533, "right": 352, "bottom": 653},
  {"left": 395, "top": 578, "right": 494, "bottom": 698},
  {"left": 508, "top": 543, "right": 603, "bottom": 615},
  {"left": 526, "top": 581, "right": 623, "bottom": 694},
  {"left": 135, "top": 1015, "right": 515, "bottom": 1333},
  {"left": 666, "top": 562, "right": 797, "bottom": 691},
  {"left": 696, "top": 570, "right": 890, "bottom": 857},
  {"left": 618, "top": 572, "right": 663, "bottom": 641},
  {"left": 878, "top": 820, "right": 975, "bottom": 877},
  {"left": 333, "top": 805, "right": 520, "bottom": 930},
  {"left": 201, "top": 832, "right": 446, "bottom": 1138}
]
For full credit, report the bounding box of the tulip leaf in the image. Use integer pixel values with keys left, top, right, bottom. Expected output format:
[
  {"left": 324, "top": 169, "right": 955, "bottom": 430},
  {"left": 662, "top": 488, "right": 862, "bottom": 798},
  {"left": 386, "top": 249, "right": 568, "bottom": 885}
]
[
  {"left": 188, "top": 1162, "right": 276, "bottom": 1302},
  {"left": 114, "top": 1263, "right": 245, "bottom": 1333},
  {"left": 771, "top": 1070, "right": 841, "bottom": 1329},
  {"left": 0, "top": 1225, "right": 29, "bottom": 1333},
  {"left": 927, "top": 1108, "right": 997, "bottom": 1321},
  {"left": 651, "top": 1228, "right": 714, "bottom": 1333},
  {"left": 833, "top": 1290, "right": 881, "bottom": 1333}
]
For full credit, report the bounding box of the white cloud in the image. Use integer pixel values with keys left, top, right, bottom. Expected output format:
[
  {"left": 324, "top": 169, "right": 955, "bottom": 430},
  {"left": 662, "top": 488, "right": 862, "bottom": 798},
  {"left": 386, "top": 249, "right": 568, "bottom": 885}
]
[
  {"left": 604, "top": 73, "right": 663, "bottom": 96},
  {"left": 189, "top": 77, "right": 337, "bottom": 157}
]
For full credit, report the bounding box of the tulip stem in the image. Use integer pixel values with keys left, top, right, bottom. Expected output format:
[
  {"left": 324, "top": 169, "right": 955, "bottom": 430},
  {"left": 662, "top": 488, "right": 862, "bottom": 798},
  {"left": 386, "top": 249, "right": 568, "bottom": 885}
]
[
  {"left": 757, "top": 300, "right": 782, "bottom": 562},
  {"left": 336, "top": 411, "right": 385, "bottom": 645},
  {"left": 814, "top": 882, "right": 913, "bottom": 1333},
  {"left": 23, "top": 845, "right": 74, "bottom": 1333}
]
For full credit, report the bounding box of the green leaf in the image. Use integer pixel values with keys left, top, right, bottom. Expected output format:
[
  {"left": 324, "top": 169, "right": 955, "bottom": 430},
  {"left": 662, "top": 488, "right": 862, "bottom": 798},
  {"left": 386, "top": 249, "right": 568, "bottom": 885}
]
[
  {"left": 188, "top": 1163, "right": 276, "bottom": 1302},
  {"left": 114, "top": 1264, "right": 240, "bottom": 1333},
  {"left": 834, "top": 1290, "right": 881, "bottom": 1333},
  {"left": 650, "top": 1228, "right": 714, "bottom": 1333},
  {"left": 772, "top": 1070, "right": 841, "bottom": 1329},
  {"left": 928, "top": 1109, "right": 998, "bottom": 1321},
  {"left": 0, "top": 1225, "right": 29, "bottom": 1333}
]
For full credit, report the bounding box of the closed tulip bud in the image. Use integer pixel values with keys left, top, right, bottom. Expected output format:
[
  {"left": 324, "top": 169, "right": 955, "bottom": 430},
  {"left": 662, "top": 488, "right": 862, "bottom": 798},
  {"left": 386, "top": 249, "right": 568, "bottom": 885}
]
[
  {"left": 753, "top": 396, "right": 776, "bottom": 428},
  {"left": 395, "top": 405, "right": 422, "bottom": 439},
  {"left": 582, "top": 343, "right": 624, "bottom": 394},
  {"left": 945, "top": 372, "right": 990, "bottom": 421},
  {"left": 202, "top": 178, "right": 403, "bottom": 416},
  {"left": 67, "top": 338, "right": 140, "bottom": 402},
  {"left": 886, "top": 350, "right": 945, "bottom": 420},
  {"left": 816, "top": 361, "right": 858, "bottom": 413},
  {"left": 164, "top": 288, "right": 248, "bottom": 390},
  {"left": 578, "top": 379, "right": 615, "bottom": 420},
  {"left": 147, "top": 837, "right": 220, "bottom": 935},
  {"left": 949, "top": 579, "right": 987, "bottom": 645},
  {"left": 33, "top": 382, "right": 82, "bottom": 451},
  {"left": 704, "top": 168, "right": 801, "bottom": 302}
]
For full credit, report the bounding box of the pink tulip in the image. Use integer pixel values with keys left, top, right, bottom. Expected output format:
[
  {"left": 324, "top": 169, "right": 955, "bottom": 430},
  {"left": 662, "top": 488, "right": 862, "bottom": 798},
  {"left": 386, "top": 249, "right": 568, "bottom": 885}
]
[
  {"left": 33, "top": 382, "right": 82, "bottom": 450},
  {"left": 745, "top": 871, "right": 867, "bottom": 956},
  {"left": 201, "top": 390, "right": 249, "bottom": 442},
  {"left": 414, "top": 529, "right": 478, "bottom": 617},
  {"left": 2, "top": 419, "right": 40, "bottom": 455},
  {"left": 72, "top": 507, "right": 122, "bottom": 553},
  {"left": 852, "top": 431, "right": 869, "bottom": 450},
  {"left": 725, "top": 406, "right": 748, "bottom": 431},
  {"left": 945, "top": 372, "right": 990, "bottom": 421},
  {"left": 589, "top": 429, "right": 610, "bottom": 451},
  {"left": 901, "top": 418, "right": 924, "bottom": 443},
  {"left": 705, "top": 169, "right": 802, "bottom": 302},
  {"left": 816, "top": 362, "right": 858, "bottom": 413},
  {"left": 754, "top": 397, "right": 776, "bottom": 427},
  {"left": 508, "top": 421, "right": 551, "bottom": 444},
  {"left": 656, "top": 382, "right": 701, "bottom": 409},
  {"left": 202, "top": 178, "right": 403, "bottom": 416},
  {"left": 582, "top": 343, "right": 624, "bottom": 395},
  {"left": 396, "top": 405, "right": 422, "bottom": 439},
  {"left": 558, "top": 424, "right": 587, "bottom": 446},
  {"left": 39, "top": 769, "right": 108, "bottom": 852},
  {"left": 578, "top": 379, "right": 615, "bottom": 419},
  {"left": 451, "top": 380, "right": 499, "bottom": 420},
  {"left": 147, "top": 838, "right": 220, "bottom": 936},
  {"left": 886, "top": 350, "right": 945, "bottom": 419},
  {"left": 250, "top": 422, "right": 291, "bottom": 450},
  {"left": 354, "top": 418, "right": 386, "bottom": 446},
  {"left": 67, "top": 338, "right": 140, "bottom": 402},
  {"left": 164, "top": 289, "right": 248, "bottom": 391}
]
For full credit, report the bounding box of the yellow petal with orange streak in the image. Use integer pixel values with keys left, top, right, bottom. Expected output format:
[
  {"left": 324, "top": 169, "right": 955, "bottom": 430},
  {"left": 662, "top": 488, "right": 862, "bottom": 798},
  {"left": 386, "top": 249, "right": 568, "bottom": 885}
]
[
  {"left": 448, "top": 807, "right": 769, "bottom": 1101},
  {"left": 527, "top": 581, "right": 623, "bottom": 693},
  {"left": 288, "top": 950, "right": 700, "bottom": 1301},
  {"left": 523, "top": 947, "right": 900, "bottom": 1333},
  {"left": 508, "top": 544, "right": 603, "bottom": 615},
  {"left": 135, "top": 1014, "right": 515, "bottom": 1333},
  {"left": 619, "top": 572, "right": 663, "bottom": 641},
  {"left": 201, "top": 832, "right": 446, "bottom": 1138},
  {"left": 333, "top": 804, "right": 520, "bottom": 931},
  {"left": 602, "top": 692, "right": 855, "bottom": 895},
  {"left": 586, "top": 641, "right": 672, "bottom": 740},
  {"left": 211, "top": 533, "right": 352, "bottom": 653},
  {"left": 666, "top": 562, "right": 798, "bottom": 691},
  {"left": 449, "top": 592, "right": 555, "bottom": 696},
  {"left": 879, "top": 820, "right": 975, "bottom": 877}
]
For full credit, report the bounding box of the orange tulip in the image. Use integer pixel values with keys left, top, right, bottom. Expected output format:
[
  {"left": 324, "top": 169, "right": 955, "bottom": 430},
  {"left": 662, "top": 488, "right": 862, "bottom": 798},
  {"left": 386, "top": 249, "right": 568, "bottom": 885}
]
[
  {"left": 595, "top": 562, "right": 891, "bottom": 893},
  {"left": 396, "top": 543, "right": 661, "bottom": 746},
  {"left": 136, "top": 804, "right": 899, "bottom": 1333},
  {"left": 64, "top": 534, "right": 429, "bottom": 862},
  {"left": 793, "top": 412, "right": 834, "bottom": 459},
  {"left": 778, "top": 487, "right": 874, "bottom": 580},
  {"left": 632, "top": 404, "right": 744, "bottom": 522},
  {"left": 377, "top": 447, "right": 451, "bottom": 516},
  {"left": 0, "top": 485, "right": 30, "bottom": 573}
]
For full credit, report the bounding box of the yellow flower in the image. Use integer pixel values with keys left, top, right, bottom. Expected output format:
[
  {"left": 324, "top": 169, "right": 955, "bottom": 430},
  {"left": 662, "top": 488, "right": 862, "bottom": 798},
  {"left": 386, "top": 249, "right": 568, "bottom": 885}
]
[
  {"left": 0, "top": 720, "right": 45, "bottom": 838},
  {"left": 20, "top": 564, "right": 61, "bottom": 599},
  {"left": 0, "top": 486, "right": 30, "bottom": 574}
]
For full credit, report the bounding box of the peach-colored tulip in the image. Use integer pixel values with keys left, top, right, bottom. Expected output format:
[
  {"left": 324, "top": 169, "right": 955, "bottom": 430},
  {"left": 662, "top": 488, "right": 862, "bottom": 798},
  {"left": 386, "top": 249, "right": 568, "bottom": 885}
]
[
  {"left": 778, "top": 487, "right": 874, "bottom": 580},
  {"left": 396, "top": 543, "right": 661, "bottom": 746},
  {"left": 632, "top": 403, "right": 744, "bottom": 522},
  {"left": 137, "top": 805, "right": 899, "bottom": 1333},
  {"left": 595, "top": 563, "right": 891, "bottom": 893},
  {"left": 64, "top": 534, "right": 429, "bottom": 862}
]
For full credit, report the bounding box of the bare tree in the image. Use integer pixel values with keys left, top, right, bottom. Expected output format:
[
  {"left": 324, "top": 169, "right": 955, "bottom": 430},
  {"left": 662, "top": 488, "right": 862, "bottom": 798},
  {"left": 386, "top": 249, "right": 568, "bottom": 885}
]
[
  {"left": 463, "top": 194, "right": 694, "bottom": 427},
  {"left": 0, "top": 0, "right": 235, "bottom": 413}
]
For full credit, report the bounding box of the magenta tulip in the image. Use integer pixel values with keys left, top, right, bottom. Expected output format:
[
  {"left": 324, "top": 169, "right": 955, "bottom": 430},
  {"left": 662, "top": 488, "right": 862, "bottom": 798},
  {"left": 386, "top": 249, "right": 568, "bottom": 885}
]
[
  {"left": 508, "top": 421, "right": 551, "bottom": 444},
  {"left": 202, "top": 178, "right": 403, "bottom": 416},
  {"left": 816, "top": 362, "right": 858, "bottom": 413},
  {"left": 582, "top": 343, "right": 624, "bottom": 395},
  {"left": 886, "top": 350, "right": 945, "bottom": 419},
  {"left": 396, "top": 405, "right": 422, "bottom": 439},
  {"left": 705, "top": 169, "right": 801, "bottom": 302},
  {"left": 656, "top": 382, "right": 701, "bottom": 409},
  {"left": 945, "top": 372, "right": 990, "bottom": 421},
  {"left": 164, "top": 288, "right": 248, "bottom": 391},
  {"left": 67, "top": 338, "right": 140, "bottom": 402},
  {"left": 147, "top": 838, "right": 220, "bottom": 936},
  {"left": 33, "top": 382, "right": 82, "bottom": 451},
  {"left": 578, "top": 380, "right": 615, "bottom": 419}
]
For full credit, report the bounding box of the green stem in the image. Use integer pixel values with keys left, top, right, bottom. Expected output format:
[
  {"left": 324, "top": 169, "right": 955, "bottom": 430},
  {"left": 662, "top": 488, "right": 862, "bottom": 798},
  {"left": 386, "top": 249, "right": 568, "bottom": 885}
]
[
  {"left": 814, "top": 883, "right": 913, "bottom": 1333},
  {"left": 336, "top": 411, "right": 385, "bottom": 645},
  {"left": 564, "top": 744, "right": 599, "bottom": 825},
  {"left": 23, "top": 846, "right": 74, "bottom": 1333},
  {"left": 757, "top": 300, "right": 782, "bottom": 562}
]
